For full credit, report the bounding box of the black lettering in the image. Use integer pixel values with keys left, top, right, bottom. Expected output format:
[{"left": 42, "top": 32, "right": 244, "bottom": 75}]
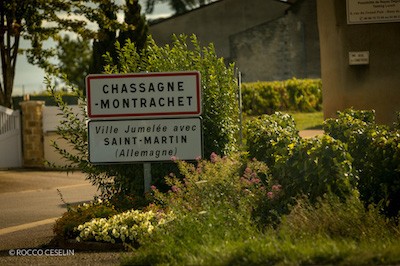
[
  {"left": 148, "top": 83, "right": 155, "bottom": 92},
  {"left": 187, "top": 96, "right": 193, "bottom": 106},
  {"left": 121, "top": 84, "right": 128, "bottom": 93},
  {"left": 131, "top": 98, "right": 138, "bottom": 107},
  {"left": 178, "top": 97, "right": 184, "bottom": 106},
  {"left": 149, "top": 98, "right": 156, "bottom": 107},
  {"left": 130, "top": 83, "right": 136, "bottom": 93},
  {"left": 178, "top": 81, "right": 184, "bottom": 91},
  {"left": 113, "top": 99, "right": 119, "bottom": 108},
  {"left": 139, "top": 83, "right": 146, "bottom": 92},
  {"left": 167, "top": 82, "right": 174, "bottom": 91},
  {"left": 157, "top": 82, "right": 164, "bottom": 91},
  {"left": 123, "top": 98, "right": 129, "bottom": 108},
  {"left": 168, "top": 97, "right": 174, "bottom": 106},
  {"left": 144, "top": 136, "right": 151, "bottom": 144},
  {"left": 100, "top": 99, "right": 110, "bottom": 109},
  {"left": 159, "top": 97, "right": 165, "bottom": 106},
  {"left": 111, "top": 84, "right": 118, "bottom": 93},
  {"left": 103, "top": 85, "right": 109, "bottom": 94}
]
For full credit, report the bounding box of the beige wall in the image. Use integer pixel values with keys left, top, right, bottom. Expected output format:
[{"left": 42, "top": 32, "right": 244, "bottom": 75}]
[
  {"left": 20, "top": 101, "right": 81, "bottom": 168},
  {"left": 317, "top": 1, "right": 400, "bottom": 124},
  {"left": 44, "top": 132, "right": 78, "bottom": 168}
]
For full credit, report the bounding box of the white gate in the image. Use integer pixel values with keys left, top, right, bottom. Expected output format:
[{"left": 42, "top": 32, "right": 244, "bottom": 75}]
[{"left": 0, "top": 105, "right": 22, "bottom": 168}]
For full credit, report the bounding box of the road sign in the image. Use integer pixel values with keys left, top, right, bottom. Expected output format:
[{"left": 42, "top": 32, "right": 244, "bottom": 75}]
[
  {"left": 88, "top": 118, "right": 203, "bottom": 163},
  {"left": 86, "top": 71, "right": 201, "bottom": 119}
]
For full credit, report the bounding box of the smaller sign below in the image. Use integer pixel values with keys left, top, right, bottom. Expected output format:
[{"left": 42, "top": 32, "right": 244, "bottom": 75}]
[
  {"left": 88, "top": 118, "right": 203, "bottom": 163},
  {"left": 349, "top": 51, "right": 369, "bottom": 65}
]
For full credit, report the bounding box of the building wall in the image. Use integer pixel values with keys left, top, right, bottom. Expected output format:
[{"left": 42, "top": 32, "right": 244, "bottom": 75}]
[
  {"left": 149, "top": 0, "right": 320, "bottom": 82},
  {"left": 230, "top": 0, "right": 320, "bottom": 81},
  {"left": 317, "top": 1, "right": 400, "bottom": 124}
]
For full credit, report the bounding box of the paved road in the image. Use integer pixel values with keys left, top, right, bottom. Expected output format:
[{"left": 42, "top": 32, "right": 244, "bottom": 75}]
[
  {"left": 0, "top": 170, "right": 98, "bottom": 230},
  {"left": 0, "top": 170, "right": 126, "bottom": 265}
]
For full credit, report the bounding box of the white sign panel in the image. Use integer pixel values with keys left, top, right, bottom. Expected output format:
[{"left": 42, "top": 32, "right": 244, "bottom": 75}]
[
  {"left": 86, "top": 71, "right": 201, "bottom": 119},
  {"left": 347, "top": 0, "right": 400, "bottom": 24},
  {"left": 349, "top": 51, "right": 370, "bottom": 65},
  {"left": 88, "top": 118, "right": 203, "bottom": 163}
]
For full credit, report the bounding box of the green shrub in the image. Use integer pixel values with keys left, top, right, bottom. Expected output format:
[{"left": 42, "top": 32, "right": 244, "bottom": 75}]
[
  {"left": 241, "top": 78, "right": 322, "bottom": 115},
  {"left": 48, "top": 34, "right": 239, "bottom": 199},
  {"left": 246, "top": 112, "right": 358, "bottom": 218},
  {"left": 245, "top": 112, "right": 300, "bottom": 168},
  {"left": 272, "top": 135, "right": 358, "bottom": 205},
  {"left": 324, "top": 109, "right": 400, "bottom": 217}
]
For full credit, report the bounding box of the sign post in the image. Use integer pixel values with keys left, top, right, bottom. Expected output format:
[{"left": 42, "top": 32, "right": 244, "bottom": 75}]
[{"left": 86, "top": 71, "right": 203, "bottom": 193}]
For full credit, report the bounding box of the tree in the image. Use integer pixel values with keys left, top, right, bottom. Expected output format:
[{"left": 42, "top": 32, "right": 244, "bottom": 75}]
[
  {"left": 144, "top": 0, "right": 214, "bottom": 15},
  {"left": 0, "top": 0, "right": 126, "bottom": 108},
  {"left": 118, "top": 0, "right": 148, "bottom": 52},
  {"left": 89, "top": 1, "right": 119, "bottom": 75},
  {"left": 56, "top": 36, "right": 92, "bottom": 91},
  {"left": 90, "top": 0, "right": 149, "bottom": 74}
]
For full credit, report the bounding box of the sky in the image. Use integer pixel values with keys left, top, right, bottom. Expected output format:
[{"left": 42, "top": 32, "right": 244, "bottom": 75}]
[{"left": 12, "top": 1, "right": 172, "bottom": 96}]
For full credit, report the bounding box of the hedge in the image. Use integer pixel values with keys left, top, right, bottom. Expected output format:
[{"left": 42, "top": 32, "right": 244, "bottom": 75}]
[{"left": 241, "top": 78, "right": 322, "bottom": 115}]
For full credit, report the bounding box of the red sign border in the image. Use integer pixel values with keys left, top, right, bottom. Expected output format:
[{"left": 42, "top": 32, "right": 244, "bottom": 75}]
[{"left": 86, "top": 71, "right": 201, "bottom": 119}]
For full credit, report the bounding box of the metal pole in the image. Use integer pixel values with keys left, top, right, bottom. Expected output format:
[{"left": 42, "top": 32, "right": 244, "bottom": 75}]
[
  {"left": 237, "top": 69, "right": 243, "bottom": 146},
  {"left": 143, "top": 163, "right": 152, "bottom": 193}
]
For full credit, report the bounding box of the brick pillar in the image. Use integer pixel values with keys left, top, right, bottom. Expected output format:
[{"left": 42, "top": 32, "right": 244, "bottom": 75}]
[{"left": 20, "top": 101, "right": 45, "bottom": 167}]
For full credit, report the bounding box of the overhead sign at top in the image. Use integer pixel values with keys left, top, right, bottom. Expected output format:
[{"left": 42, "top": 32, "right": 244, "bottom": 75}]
[{"left": 86, "top": 71, "right": 201, "bottom": 119}]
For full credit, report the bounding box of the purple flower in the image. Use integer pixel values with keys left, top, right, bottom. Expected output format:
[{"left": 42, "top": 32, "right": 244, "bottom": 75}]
[
  {"left": 267, "top": 191, "right": 274, "bottom": 199},
  {"left": 210, "top": 152, "right": 218, "bottom": 163},
  {"left": 272, "top": 184, "right": 282, "bottom": 192}
]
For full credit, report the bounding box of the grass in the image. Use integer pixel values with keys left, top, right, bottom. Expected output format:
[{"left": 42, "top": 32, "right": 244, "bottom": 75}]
[
  {"left": 243, "top": 111, "right": 324, "bottom": 131},
  {"left": 288, "top": 111, "right": 324, "bottom": 130}
]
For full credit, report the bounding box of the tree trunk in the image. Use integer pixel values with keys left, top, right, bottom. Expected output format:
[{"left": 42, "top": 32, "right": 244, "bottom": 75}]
[{"left": 0, "top": 2, "right": 20, "bottom": 108}]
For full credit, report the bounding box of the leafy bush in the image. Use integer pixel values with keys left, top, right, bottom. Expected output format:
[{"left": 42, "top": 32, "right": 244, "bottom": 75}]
[
  {"left": 48, "top": 34, "right": 239, "bottom": 199},
  {"left": 246, "top": 112, "right": 358, "bottom": 217},
  {"left": 245, "top": 112, "right": 300, "bottom": 168},
  {"left": 272, "top": 135, "right": 358, "bottom": 205},
  {"left": 324, "top": 109, "right": 400, "bottom": 217},
  {"left": 241, "top": 78, "right": 322, "bottom": 115}
]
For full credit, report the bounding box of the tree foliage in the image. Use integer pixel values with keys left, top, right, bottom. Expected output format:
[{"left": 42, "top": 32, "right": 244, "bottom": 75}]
[
  {"left": 0, "top": 0, "right": 146, "bottom": 107},
  {"left": 90, "top": 0, "right": 148, "bottom": 75},
  {"left": 56, "top": 36, "right": 92, "bottom": 91}
]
